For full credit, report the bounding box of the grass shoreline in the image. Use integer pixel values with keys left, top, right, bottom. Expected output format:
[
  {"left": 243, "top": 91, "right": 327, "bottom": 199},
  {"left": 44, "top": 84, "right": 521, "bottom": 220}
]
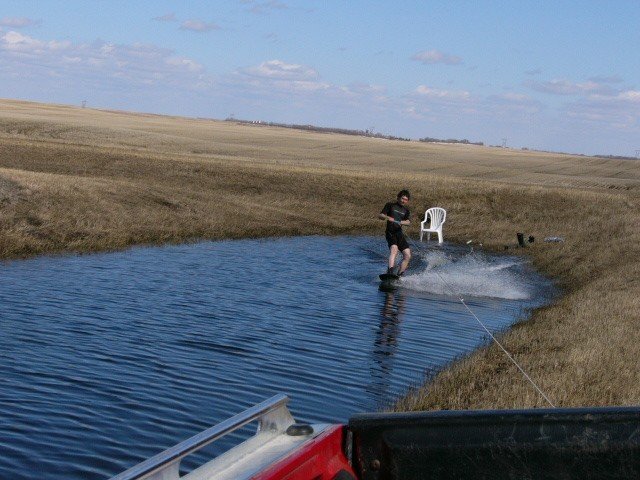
[{"left": 1, "top": 99, "right": 638, "bottom": 409}]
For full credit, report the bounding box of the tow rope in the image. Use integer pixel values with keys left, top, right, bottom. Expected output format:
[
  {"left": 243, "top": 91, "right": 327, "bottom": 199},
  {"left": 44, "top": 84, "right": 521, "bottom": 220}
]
[
  {"left": 433, "top": 268, "right": 556, "bottom": 408},
  {"left": 404, "top": 235, "right": 556, "bottom": 408}
]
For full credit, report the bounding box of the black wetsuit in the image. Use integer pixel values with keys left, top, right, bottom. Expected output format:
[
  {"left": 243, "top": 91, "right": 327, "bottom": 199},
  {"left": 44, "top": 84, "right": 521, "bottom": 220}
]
[{"left": 381, "top": 201, "right": 410, "bottom": 251}]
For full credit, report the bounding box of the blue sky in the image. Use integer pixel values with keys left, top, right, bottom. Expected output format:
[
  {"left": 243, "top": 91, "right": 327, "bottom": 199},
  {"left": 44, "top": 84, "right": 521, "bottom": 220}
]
[{"left": 1, "top": 1, "right": 639, "bottom": 156}]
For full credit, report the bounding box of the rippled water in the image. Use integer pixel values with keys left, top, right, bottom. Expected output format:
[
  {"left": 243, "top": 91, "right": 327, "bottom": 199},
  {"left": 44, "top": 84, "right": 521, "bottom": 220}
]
[{"left": 0, "top": 236, "right": 553, "bottom": 479}]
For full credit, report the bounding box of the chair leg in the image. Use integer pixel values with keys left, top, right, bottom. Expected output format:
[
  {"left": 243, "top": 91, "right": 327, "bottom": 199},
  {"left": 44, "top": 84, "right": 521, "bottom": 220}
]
[
  {"left": 420, "top": 230, "right": 423, "bottom": 242},
  {"left": 437, "top": 229, "right": 443, "bottom": 244}
]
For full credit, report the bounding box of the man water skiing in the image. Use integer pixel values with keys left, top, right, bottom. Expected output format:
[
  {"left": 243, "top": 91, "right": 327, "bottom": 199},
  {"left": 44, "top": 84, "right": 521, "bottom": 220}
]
[{"left": 378, "top": 190, "right": 412, "bottom": 276}]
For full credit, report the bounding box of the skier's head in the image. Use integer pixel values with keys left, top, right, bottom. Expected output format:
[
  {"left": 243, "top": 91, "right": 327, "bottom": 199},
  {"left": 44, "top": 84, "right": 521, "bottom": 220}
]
[{"left": 397, "top": 190, "right": 410, "bottom": 205}]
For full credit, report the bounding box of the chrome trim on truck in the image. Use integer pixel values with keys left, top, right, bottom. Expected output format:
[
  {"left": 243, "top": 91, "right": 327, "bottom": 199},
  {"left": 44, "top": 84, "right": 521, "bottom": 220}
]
[{"left": 111, "top": 394, "right": 293, "bottom": 480}]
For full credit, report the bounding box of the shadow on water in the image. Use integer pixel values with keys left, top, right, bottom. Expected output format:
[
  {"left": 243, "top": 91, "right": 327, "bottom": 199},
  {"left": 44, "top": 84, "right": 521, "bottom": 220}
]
[{"left": 0, "top": 236, "right": 554, "bottom": 479}]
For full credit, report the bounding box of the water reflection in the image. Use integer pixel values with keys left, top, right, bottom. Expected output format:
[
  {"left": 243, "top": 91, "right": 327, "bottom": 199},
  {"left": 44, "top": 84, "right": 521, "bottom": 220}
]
[{"left": 368, "top": 290, "right": 406, "bottom": 408}]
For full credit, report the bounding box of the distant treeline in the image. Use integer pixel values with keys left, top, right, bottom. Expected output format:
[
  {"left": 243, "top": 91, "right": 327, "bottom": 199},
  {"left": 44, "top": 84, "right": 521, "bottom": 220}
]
[
  {"left": 530, "top": 150, "right": 639, "bottom": 160},
  {"left": 595, "top": 154, "right": 638, "bottom": 161},
  {"left": 226, "top": 118, "right": 411, "bottom": 141},
  {"left": 419, "top": 137, "right": 484, "bottom": 146}
]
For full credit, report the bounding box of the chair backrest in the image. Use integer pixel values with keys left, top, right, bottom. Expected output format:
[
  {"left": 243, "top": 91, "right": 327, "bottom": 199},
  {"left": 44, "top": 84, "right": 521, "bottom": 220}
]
[{"left": 424, "top": 207, "right": 446, "bottom": 228}]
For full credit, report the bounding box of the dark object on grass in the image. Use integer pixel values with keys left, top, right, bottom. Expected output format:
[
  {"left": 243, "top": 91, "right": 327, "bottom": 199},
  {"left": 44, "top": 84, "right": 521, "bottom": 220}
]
[
  {"left": 528, "top": 235, "right": 535, "bottom": 243},
  {"left": 517, "top": 232, "right": 525, "bottom": 247}
]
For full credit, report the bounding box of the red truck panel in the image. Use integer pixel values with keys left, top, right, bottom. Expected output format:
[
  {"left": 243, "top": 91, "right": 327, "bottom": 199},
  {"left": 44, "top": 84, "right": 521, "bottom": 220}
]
[{"left": 252, "top": 425, "right": 357, "bottom": 480}]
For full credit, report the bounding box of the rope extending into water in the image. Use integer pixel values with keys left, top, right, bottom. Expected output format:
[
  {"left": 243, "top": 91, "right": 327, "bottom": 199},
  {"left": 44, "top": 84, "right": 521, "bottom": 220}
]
[{"left": 404, "top": 235, "right": 556, "bottom": 407}]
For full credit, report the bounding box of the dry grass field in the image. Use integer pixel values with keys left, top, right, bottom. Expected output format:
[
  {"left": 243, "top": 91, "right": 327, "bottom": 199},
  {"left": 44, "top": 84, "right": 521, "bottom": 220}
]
[{"left": 1, "top": 98, "right": 639, "bottom": 409}]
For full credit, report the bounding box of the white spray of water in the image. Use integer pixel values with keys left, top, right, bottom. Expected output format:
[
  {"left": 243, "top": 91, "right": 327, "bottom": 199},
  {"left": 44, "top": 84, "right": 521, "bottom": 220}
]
[{"left": 401, "top": 250, "right": 532, "bottom": 300}]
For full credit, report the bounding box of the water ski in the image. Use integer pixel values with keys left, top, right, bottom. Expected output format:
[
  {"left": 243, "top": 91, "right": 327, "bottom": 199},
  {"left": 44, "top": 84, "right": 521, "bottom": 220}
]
[
  {"left": 379, "top": 273, "right": 400, "bottom": 282},
  {"left": 379, "top": 272, "right": 400, "bottom": 291}
]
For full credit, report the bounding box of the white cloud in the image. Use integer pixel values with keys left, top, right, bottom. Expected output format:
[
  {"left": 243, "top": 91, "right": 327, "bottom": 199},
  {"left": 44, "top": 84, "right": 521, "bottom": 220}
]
[
  {"left": 405, "top": 86, "right": 547, "bottom": 130},
  {"left": 180, "top": 20, "right": 221, "bottom": 32},
  {"left": 564, "top": 89, "right": 640, "bottom": 128},
  {"left": 0, "top": 31, "right": 209, "bottom": 90},
  {"left": 227, "top": 60, "right": 393, "bottom": 114},
  {"left": 526, "top": 78, "right": 615, "bottom": 96},
  {"left": 279, "top": 79, "right": 330, "bottom": 92},
  {"left": 0, "top": 17, "right": 40, "bottom": 28},
  {"left": 524, "top": 77, "right": 639, "bottom": 129},
  {"left": 165, "top": 56, "right": 204, "bottom": 73},
  {"left": 332, "top": 83, "right": 390, "bottom": 107},
  {"left": 2, "top": 30, "right": 44, "bottom": 51},
  {"left": 240, "top": 59, "right": 318, "bottom": 80},
  {"left": 415, "top": 85, "right": 470, "bottom": 100},
  {"left": 218, "top": 59, "right": 393, "bottom": 118},
  {"left": 230, "top": 61, "right": 326, "bottom": 100},
  {"left": 411, "top": 49, "right": 462, "bottom": 65},
  {"left": 617, "top": 90, "right": 640, "bottom": 102},
  {"left": 401, "top": 85, "right": 477, "bottom": 124}
]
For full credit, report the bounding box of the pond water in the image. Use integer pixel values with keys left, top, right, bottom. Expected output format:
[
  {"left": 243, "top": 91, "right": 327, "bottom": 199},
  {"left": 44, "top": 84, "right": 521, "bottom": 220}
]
[{"left": 0, "top": 236, "right": 553, "bottom": 479}]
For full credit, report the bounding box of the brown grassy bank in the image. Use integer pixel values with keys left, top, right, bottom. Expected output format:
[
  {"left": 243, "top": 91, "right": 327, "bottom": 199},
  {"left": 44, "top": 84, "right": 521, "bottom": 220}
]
[{"left": 1, "top": 98, "right": 639, "bottom": 408}]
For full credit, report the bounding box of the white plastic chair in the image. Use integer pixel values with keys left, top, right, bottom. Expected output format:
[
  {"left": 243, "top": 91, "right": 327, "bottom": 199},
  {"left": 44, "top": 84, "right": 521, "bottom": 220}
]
[{"left": 420, "top": 207, "right": 446, "bottom": 243}]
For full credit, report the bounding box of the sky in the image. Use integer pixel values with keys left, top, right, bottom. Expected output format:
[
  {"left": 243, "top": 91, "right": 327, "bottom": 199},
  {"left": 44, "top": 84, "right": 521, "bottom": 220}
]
[{"left": 1, "top": 0, "right": 639, "bottom": 156}]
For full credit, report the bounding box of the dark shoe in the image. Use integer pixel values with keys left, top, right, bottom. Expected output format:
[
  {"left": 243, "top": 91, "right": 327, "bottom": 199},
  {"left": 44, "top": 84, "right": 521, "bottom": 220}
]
[{"left": 387, "top": 267, "right": 394, "bottom": 275}]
